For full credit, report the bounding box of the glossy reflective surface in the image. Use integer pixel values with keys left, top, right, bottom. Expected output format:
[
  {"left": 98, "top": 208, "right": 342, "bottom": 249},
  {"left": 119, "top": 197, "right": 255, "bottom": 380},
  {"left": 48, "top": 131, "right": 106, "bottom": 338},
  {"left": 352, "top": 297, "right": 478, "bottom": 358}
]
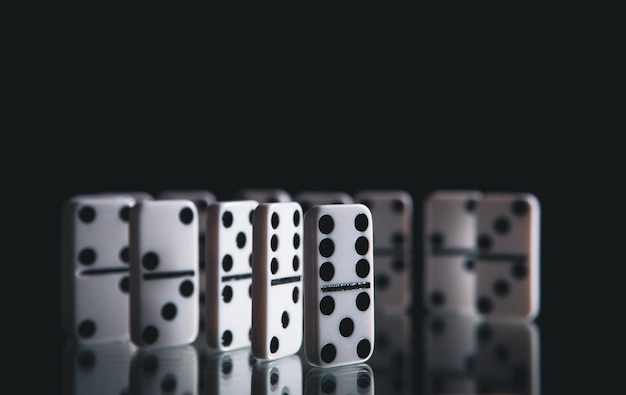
[{"left": 59, "top": 311, "right": 542, "bottom": 394}]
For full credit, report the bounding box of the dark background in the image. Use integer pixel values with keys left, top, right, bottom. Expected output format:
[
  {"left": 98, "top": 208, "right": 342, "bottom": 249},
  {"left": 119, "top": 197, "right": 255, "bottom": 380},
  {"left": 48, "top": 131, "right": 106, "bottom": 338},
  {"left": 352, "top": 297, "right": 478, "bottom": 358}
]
[{"left": 9, "top": 5, "right": 620, "bottom": 393}]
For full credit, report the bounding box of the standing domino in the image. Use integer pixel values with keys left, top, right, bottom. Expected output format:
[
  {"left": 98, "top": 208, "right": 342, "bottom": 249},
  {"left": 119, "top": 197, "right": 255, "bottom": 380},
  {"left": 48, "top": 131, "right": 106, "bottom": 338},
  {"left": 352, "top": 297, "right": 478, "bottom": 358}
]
[
  {"left": 129, "top": 199, "right": 200, "bottom": 348},
  {"left": 251, "top": 202, "right": 304, "bottom": 361},
  {"left": 423, "top": 190, "right": 483, "bottom": 315},
  {"left": 303, "top": 204, "right": 375, "bottom": 367},
  {"left": 234, "top": 188, "right": 292, "bottom": 203},
  {"left": 61, "top": 194, "right": 137, "bottom": 343},
  {"left": 294, "top": 190, "right": 354, "bottom": 213},
  {"left": 205, "top": 200, "right": 259, "bottom": 351},
  {"left": 354, "top": 190, "right": 414, "bottom": 313},
  {"left": 474, "top": 193, "right": 540, "bottom": 320}
]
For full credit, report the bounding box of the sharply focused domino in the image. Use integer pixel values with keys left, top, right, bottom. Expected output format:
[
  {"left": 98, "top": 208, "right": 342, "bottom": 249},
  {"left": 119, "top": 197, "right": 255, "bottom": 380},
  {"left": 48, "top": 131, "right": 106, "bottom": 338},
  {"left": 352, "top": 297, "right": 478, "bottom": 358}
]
[
  {"left": 354, "top": 190, "right": 414, "bottom": 312},
  {"left": 423, "top": 190, "right": 483, "bottom": 315},
  {"left": 294, "top": 190, "right": 354, "bottom": 213},
  {"left": 157, "top": 189, "right": 217, "bottom": 341},
  {"left": 61, "top": 194, "right": 137, "bottom": 343},
  {"left": 303, "top": 203, "right": 375, "bottom": 367},
  {"left": 205, "top": 200, "right": 259, "bottom": 351},
  {"left": 130, "top": 345, "right": 198, "bottom": 395},
  {"left": 129, "top": 199, "right": 200, "bottom": 348},
  {"left": 474, "top": 192, "right": 540, "bottom": 320},
  {"left": 251, "top": 202, "right": 304, "bottom": 361}
]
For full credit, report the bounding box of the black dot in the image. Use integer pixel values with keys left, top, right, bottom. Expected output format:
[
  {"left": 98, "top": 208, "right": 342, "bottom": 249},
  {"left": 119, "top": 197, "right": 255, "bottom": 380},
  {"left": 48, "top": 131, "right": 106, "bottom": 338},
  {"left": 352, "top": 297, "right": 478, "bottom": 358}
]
[
  {"left": 511, "top": 200, "right": 529, "bottom": 216},
  {"left": 391, "top": 199, "right": 404, "bottom": 213},
  {"left": 179, "top": 280, "right": 194, "bottom": 297},
  {"left": 142, "top": 252, "right": 159, "bottom": 270},
  {"left": 321, "top": 374, "right": 336, "bottom": 393},
  {"left": 319, "top": 238, "right": 334, "bottom": 257},
  {"left": 293, "top": 233, "right": 300, "bottom": 249},
  {"left": 465, "top": 259, "right": 475, "bottom": 271},
  {"left": 77, "top": 349, "right": 96, "bottom": 370},
  {"left": 318, "top": 215, "right": 334, "bottom": 234},
  {"left": 77, "top": 320, "right": 96, "bottom": 338},
  {"left": 281, "top": 311, "right": 289, "bottom": 328},
  {"left": 357, "top": 369, "right": 372, "bottom": 390},
  {"left": 222, "top": 211, "right": 233, "bottom": 227},
  {"left": 430, "top": 291, "right": 445, "bottom": 307},
  {"left": 477, "top": 235, "right": 492, "bottom": 251},
  {"left": 141, "top": 354, "right": 158, "bottom": 375},
  {"left": 430, "top": 317, "right": 445, "bottom": 335},
  {"left": 355, "top": 236, "right": 369, "bottom": 255},
  {"left": 119, "top": 205, "right": 131, "bottom": 222},
  {"left": 375, "top": 274, "right": 390, "bottom": 289},
  {"left": 357, "top": 339, "right": 371, "bottom": 359},
  {"left": 493, "top": 216, "right": 510, "bottom": 234},
  {"left": 142, "top": 326, "right": 159, "bottom": 344},
  {"left": 161, "top": 374, "right": 177, "bottom": 392},
  {"left": 161, "top": 302, "right": 177, "bottom": 320},
  {"left": 179, "top": 207, "right": 194, "bottom": 224},
  {"left": 222, "top": 330, "right": 233, "bottom": 346},
  {"left": 430, "top": 232, "right": 444, "bottom": 249},
  {"left": 271, "top": 235, "right": 278, "bottom": 251},
  {"left": 391, "top": 232, "right": 404, "bottom": 246},
  {"left": 493, "top": 279, "right": 510, "bottom": 296},
  {"left": 465, "top": 199, "right": 477, "bottom": 212},
  {"left": 221, "top": 356, "right": 233, "bottom": 374},
  {"left": 249, "top": 284, "right": 252, "bottom": 298},
  {"left": 196, "top": 199, "right": 209, "bottom": 211},
  {"left": 354, "top": 213, "right": 369, "bottom": 232},
  {"left": 271, "top": 258, "right": 278, "bottom": 274},
  {"left": 359, "top": 199, "right": 373, "bottom": 208},
  {"left": 222, "top": 255, "right": 233, "bottom": 272},
  {"left": 271, "top": 212, "right": 279, "bottom": 229},
  {"left": 512, "top": 264, "right": 527, "bottom": 279},
  {"left": 292, "top": 287, "right": 299, "bottom": 303},
  {"left": 301, "top": 202, "right": 312, "bottom": 213},
  {"left": 356, "top": 292, "right": 370, "bottom": 311},
  {"left": 320, "top": 344, "right": 336, "bottom": 363},
  {"left": 355, "top": 259, "right": 370, "bottom": 278},
  {"left": 320, "top": 296, "right": 335, "bottom": 315},
  {"left": 119, "top": 246, "right": 129, "bottom": 264},
  {"left": 270, "top": 337, "right": 279, "bottom": 353},
  {"left": 78, "top": 206, "right": 96, "bottom": 223},
  {"left": 293, "top": 209, "right": 300, "bottom": 226},
  {"left": 339, "top": 318, "right": 354, "bottom": 337},
  {"left": 78, "top": 248, "right": 96, "bottom": 265},
  {"left": 477, "top": 322, "right": 494, "bottom": 342},
  {"left": 119, "top": 276, "right": 129, "bottom": 293},
  {"left": 319, "top": 262, "right": 335, "bottom": 281},
  {"left": 236, "top": 232, "right": 246, "bottom": 248},
  {"left": 222, "top": 286, "right": 233, "bottom": 302},
  {"left": 270, "top": 368, "right": 279, "bottom": 386},
  {"left": 494, "top": 343, "right": 510, "bottom": 362},
  {"left": 292, "top": 255, "right": 299, "bottom": 271},
  {"left": 249, "top": 209, "right": 255, "bottom": 224},
  {"left": 392, "top": 258, "right": 405, "bottom": 272},
  {"left": 477, "top": 297, "right": 493, "bottom": 314}
]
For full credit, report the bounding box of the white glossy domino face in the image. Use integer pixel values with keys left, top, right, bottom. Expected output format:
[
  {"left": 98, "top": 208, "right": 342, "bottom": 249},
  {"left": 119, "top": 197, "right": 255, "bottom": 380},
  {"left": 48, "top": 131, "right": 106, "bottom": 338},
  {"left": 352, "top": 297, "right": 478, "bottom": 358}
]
[
  {"left": 130, "top": 345, "right": 198, "bottom": 395},
  {"left": 354, "top": 190, "right": 413, "bottom": 313},
  {"left": 251, "top": 202, "right": 304, "bottom": 361},
  {"left": 129, "top": 200, "right": 200, "bottom": 348},
  {"left": 252, "top": 355, "right": 303, "bottom": 395},
  {"left": 423, "top": 190, "right": 483, "bottom": 315},
  {"left": 61, "top": 194, "right": 136, "bottom": 343},
  {"left": 157, "top": 190, "right": 217, "bottom": 343},
  {"left": 205, "top": 200, "right": 258, "bottom": 351},
  {"left": 305, "top": 363, "right": 375, "bottom": 394},
  {"left": 474, "top": 193, "right": 540, "bottom": 320},
  {"left": 294, "top": 190, "right": 354, "bottom": 213},
  {"left": 303, "top": 204, "right": 375, "bottom": 368}
]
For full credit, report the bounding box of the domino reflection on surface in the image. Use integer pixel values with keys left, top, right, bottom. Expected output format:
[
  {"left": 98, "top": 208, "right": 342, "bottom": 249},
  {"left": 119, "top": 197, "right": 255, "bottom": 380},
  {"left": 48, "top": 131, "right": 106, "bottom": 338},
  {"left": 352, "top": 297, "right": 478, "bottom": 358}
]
[{"left": 423, "top": 312, "right": 541, "bottom": 395}]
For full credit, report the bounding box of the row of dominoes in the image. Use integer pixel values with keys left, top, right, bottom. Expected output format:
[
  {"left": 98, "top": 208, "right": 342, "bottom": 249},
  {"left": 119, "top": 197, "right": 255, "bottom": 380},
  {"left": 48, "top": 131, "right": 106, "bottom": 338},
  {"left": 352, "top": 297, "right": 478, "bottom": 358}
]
[
  {"left": 423, "top": 190, "right": 541, "bottom": 321},
  {"left": 62, "top": 189, "right": 414, "bottom": 368}
]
